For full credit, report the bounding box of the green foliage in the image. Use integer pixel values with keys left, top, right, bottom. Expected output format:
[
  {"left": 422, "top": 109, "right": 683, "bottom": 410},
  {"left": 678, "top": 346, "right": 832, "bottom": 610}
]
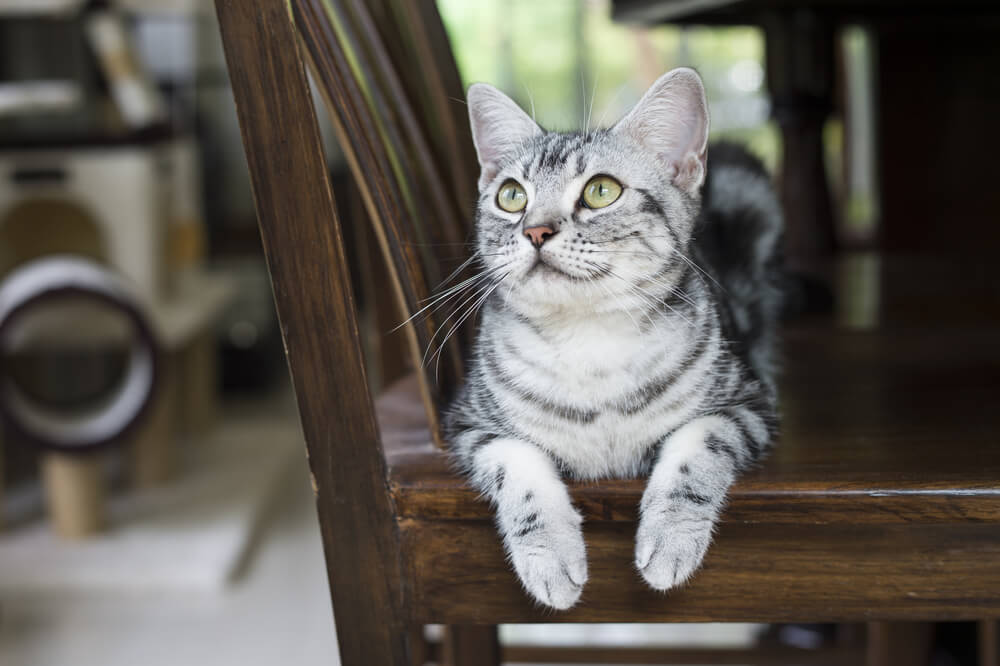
[{"left": 437, "top": 0, "right": 778, "bottom": 168}]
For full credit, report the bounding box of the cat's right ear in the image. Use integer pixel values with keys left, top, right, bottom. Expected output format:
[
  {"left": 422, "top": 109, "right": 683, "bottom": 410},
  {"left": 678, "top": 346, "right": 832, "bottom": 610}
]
[{"left": 467, "top": 83, "right": 541, "bottom": 191}]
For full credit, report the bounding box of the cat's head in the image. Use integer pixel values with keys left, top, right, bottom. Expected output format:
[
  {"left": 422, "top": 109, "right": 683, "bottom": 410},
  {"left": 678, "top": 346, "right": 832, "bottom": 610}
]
[{"left": 467, "top": 68, "right": 709, "bottom": 318}]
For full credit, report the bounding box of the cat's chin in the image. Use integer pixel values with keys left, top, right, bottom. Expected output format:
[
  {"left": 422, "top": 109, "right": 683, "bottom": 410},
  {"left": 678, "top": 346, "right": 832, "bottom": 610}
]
[
  {"left": 527, "top": 260, "right": 566, "bottom": 278},
  {"left": 526, "top": 256, "right": 595, "bottom": 283}
]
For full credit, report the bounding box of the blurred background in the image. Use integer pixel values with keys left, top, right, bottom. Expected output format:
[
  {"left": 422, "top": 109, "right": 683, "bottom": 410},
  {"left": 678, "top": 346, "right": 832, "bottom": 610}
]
[{"left": 0, "top": 0, "right": 992, "bottom": 664}]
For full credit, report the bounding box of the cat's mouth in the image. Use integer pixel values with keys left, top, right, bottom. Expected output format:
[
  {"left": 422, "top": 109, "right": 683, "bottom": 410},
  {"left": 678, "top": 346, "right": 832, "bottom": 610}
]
[{"left": 527, "top": 256, "right": 568, "bottom": 278}]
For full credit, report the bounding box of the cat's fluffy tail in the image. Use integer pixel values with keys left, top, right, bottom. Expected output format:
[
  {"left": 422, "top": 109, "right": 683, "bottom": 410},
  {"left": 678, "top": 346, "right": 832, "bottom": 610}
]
[{"left": 694, "top": 141, "right": 785, "bottom": 391}]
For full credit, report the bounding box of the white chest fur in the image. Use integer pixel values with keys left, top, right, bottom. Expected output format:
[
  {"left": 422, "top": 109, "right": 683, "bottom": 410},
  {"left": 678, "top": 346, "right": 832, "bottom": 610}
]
[{"left": 487, "top": 308, "right": 711, "bottom": 479}]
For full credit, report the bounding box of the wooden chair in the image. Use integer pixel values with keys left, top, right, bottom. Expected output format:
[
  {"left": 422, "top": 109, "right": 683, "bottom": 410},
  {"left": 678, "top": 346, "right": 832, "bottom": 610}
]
[{"left": 214, "top": 0, "right": 1000, "bottom": 664}]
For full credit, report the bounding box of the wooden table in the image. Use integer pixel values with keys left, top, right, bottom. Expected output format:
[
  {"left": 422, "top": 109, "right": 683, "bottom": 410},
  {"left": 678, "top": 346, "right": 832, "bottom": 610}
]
[{"left": 612, "top": 0, "right": 1000, "bottom": 277}]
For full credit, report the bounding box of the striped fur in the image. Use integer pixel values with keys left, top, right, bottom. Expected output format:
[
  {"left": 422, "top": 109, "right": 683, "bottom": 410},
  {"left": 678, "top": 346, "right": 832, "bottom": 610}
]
[{"left": 444, "top": 69, "right": 782, "bottom": 609}]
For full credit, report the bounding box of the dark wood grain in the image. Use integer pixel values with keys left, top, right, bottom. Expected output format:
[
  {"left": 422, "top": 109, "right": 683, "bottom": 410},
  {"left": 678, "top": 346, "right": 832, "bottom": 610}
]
[
  {"left": 867, "top": 622, "right": 933, "bottom": 666},
  {"left": 876, "top": 19, "right": 1000, "bottom": 257},
  {"left": 981, "top": 620, "right": 999, "bottom": 666},
  {"left": 214, "top": 1, "right": 408, "bottom": 663},
  {"left": 440, "top": 626, "right": 501, "bottom": 666},
  {"left": 400, "top": 518, "right": 1000, "bottom": 624},
  {"left": 497, "top": 645, "right": 861, "bottom": 665},
  {"left": 369, "top": 0, "right": 480, "bottom": 223}
]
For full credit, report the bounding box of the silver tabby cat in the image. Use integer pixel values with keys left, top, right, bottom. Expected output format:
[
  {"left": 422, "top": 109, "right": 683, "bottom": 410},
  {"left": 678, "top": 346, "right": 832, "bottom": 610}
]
[{"left": 444, "top": 68, "right": 782, "bottom": 610}]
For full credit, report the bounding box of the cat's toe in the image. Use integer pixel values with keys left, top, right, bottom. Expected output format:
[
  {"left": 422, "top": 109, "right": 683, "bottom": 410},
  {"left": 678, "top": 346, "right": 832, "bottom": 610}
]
[
  {"left": 509, "top": 523, "right": 588, "bottom": 610},
  {"left": 635, "top": 513, "right": 712, "bottom": 591}
]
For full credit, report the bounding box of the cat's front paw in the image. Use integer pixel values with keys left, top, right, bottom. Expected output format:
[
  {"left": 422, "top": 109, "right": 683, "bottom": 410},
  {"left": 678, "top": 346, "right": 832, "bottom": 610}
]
[
  {"left": 506, "top": 509, "right": 588, "bottom": 610},
  {"left": 634, "top": 508, "right": 713, "bottom": 591}
]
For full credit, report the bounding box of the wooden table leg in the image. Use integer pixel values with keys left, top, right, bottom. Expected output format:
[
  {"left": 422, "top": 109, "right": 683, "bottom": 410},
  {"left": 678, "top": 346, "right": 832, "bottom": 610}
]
[
  {"left": 764, "top": 10, "right": 838, "bottom": 277},
  {"left": 867, "top": 622, "right": 933, "bottom": 666},
  {"left": 981, "top": 620, "right": 999, "bottom": 666},
  {"left": 441, "top": 625, "right": 501, "bottom": 666}
]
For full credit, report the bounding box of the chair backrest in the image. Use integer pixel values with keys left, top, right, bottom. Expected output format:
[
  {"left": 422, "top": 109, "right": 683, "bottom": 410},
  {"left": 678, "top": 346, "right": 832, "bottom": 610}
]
[
  {"left": 366, "top": 0, "right": 480, "bottom": 222},
  {"left": 292, "top": 0, "right": 479, "bottom": 446},
  {"left": 216, "top": 0, "right": 421, "bottom": 659}
]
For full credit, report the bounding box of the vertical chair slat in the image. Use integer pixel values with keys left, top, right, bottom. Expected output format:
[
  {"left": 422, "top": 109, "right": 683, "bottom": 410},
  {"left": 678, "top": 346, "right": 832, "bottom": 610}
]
[
  {"left": 374, "top": 0, "right": 480, "bottom": 220},
  {"left": 340, "top": 0, "right": 476, "bottom": 355},
  {"left": 214, "top": 1, "right": 409, "bottom": 663},
  {"left": 342, "top": 0, "right": 467, "bottom": 254},
  {"left": 294, "top": 0, "right": 470, "bottom": 445}
]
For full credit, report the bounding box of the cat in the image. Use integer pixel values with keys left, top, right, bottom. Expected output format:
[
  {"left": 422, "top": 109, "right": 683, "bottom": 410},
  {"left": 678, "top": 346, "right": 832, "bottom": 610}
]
[{"left": 443, "top": 68, "right": 782, "bottom": 610}]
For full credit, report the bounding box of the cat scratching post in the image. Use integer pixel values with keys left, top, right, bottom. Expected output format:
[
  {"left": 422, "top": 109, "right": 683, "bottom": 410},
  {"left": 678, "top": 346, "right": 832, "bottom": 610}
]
[
  {"left": 0, "top": 257, "right": 160, "bottom": 538},
  {"left": 41, "top": 452, "right": 105, "bottom": 538}
]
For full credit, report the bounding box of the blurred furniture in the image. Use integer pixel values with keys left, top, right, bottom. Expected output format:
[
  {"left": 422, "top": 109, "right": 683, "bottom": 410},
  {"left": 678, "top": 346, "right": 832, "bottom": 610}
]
[
  {"left": 0, "top": 134, "right": 232, "bottom": 537},
  {"left": 613, "top": 0, "right": 1000, "bottom": 278},
  {"left": 216, "top": 0, "right": 1000, "bottom": 664},
  {"left": 0, "top": 6, "right": 232, "bottom": 538},
  {"left": 0, "top": 257, "right": 159, "bottom": 537}
]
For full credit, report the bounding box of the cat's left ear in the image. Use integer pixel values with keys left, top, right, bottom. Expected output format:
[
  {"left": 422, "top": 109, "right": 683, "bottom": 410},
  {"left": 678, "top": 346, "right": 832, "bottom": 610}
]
[
  {"left": 614, "top": 68, "right": 709, "bottom": 196},
  {"left": 467, "top": 83, "right": 542, "bottom": 191}
]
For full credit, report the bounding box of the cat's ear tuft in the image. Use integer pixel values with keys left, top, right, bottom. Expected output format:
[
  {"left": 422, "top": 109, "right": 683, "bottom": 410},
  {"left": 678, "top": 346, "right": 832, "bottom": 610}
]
[
  {"left": 467, "top": 83, "right": 541, "bottom": 191},
  {"left": 614, "top": 68, "right": 709, "bottom": 196}
]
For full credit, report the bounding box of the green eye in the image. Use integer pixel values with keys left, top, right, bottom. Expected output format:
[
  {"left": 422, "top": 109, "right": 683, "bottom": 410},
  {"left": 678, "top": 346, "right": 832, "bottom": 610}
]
[
  {"left": 581, "top": 175, "right": 623, "bottom": 209},
  {"left": 496, "top": 179, "right": 527, "bottom": 213}
]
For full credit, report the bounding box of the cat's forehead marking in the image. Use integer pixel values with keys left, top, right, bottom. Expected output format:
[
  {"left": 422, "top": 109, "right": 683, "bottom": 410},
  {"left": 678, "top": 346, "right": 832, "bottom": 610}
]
[{"left": 522, "top": 131, "right": 600, "bottom": 181}]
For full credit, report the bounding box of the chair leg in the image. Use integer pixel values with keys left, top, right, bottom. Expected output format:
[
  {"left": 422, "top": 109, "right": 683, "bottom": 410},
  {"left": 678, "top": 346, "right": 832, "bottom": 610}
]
[
  {"left": 408, "top": 626, "right": 430, "bottom": 666},
  {"left": 214, "top": 0, "right": 410, "bottom": 663},
  {"left": 981, "top": 620, "right": 999, "bottom": 666},
  {"left": 441, "top": 625, "right": 501, "bottom": 666},
  {"left": 867, "top": 622, "right": 933, "bottom": 666}
]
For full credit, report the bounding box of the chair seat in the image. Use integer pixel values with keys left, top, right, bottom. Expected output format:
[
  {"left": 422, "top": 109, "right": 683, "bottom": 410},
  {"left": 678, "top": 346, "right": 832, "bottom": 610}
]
[
  {"left": 381, "top": 323, "right": 1000, "bottom": 524},
  {"left": 377, "top": 272, "right": 1000, "bottom": 624}
]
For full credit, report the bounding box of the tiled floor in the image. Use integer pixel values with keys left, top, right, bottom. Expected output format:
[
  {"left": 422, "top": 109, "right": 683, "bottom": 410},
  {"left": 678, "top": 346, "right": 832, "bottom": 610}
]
[
  {"left": 0, "top": 406, "right": 761, "bottom": 666},
  {"left": 0, "top": 466, "right": 340, "bottom": 666}
]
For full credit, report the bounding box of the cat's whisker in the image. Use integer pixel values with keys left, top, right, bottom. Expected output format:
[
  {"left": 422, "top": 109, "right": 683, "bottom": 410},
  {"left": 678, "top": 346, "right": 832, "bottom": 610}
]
[
  {"left": 584, "top": 261, "right": 671, "bottom": 335},
  {"left": 587, "top": 70, "right": 599, "bottom": 134},
  {"left": 424, "top": 268, "right": 510, "bottom": 351},
  {"left": 597, "top": 264, "right": 692, "bottom": 330},
  {"left": 430, "top": 273, "right": 510, "bottom": 378},
  {"left": 583, "top": 235, "right": 725, "bottom": 296},
  {"left": 434, "top": 249, "right": 484, "bottom": 291},
  {"left": 404, "top": 241, "right": 478, "bottom": 247},
  {"left": 394, "top": 262, "right": 510, "bottom": 332},
  {"left": 621, "top": 266, "right": 704, "bottom": 312},
  {"left": 595, "top": 82, "right": 628, "bottom": 130},
  {"left": 582, "top": 246, "right": 710, "bottom": 312},
  {"left": 421, "top": 279, "right": 498, "bottom": 366},
  {"left": 588, "top": 268, "right": 642, "bottom": 335},
  {"left": 425, "top": 261, "right": 510, "bottom": 302}
]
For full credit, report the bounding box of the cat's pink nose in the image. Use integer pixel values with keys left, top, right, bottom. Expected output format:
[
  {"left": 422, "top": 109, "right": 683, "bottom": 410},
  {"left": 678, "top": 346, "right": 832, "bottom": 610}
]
[{"left": 524, "top": 224, "right": 557, "bottom": 248}]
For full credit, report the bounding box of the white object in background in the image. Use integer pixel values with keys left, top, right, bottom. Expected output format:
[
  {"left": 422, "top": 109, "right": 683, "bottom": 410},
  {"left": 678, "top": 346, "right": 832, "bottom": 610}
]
[
  {"left": 0, "top": 257, "right": 159, "bottom": 451},
  {"left": 0, "top": 81, "right": 82, "bottom": 117},
  {"left": 85, "top": 11, "right": 167, "bottom": 129},
  {"left": 0, "top": 144, "right": 171, "bottom": 302},
  {"left": 115, "top": 0, "right": 212, "bottom": 16},
  {"left": 0, "top": 0, "right": 84, "bottom": 16}
]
